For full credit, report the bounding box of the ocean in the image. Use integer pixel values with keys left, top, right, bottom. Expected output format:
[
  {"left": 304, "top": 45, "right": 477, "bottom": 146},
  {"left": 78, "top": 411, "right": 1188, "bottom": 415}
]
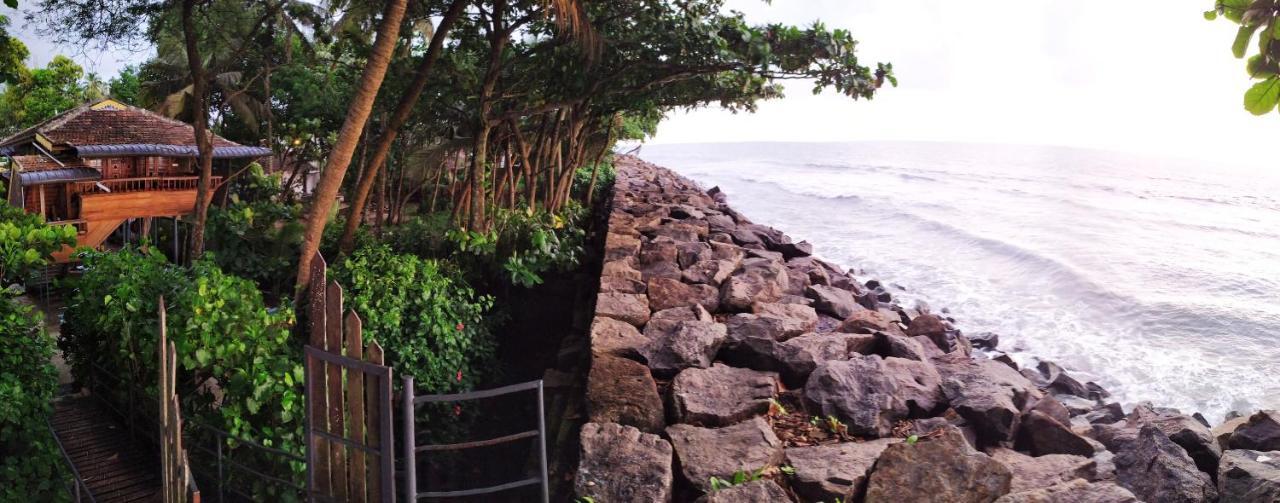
[{"left": 641, "top": 141, "right": 1280, "bottom": 423}]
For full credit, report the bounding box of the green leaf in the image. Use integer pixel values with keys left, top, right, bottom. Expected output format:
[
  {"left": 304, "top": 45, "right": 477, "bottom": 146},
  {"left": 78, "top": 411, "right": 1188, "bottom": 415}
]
[
  {"left": 1204, "top": 10, "right": 1218, "bottom": 21},
  {"left": 3, "top": 0, "right": 15, "bottom": 9},
  {"left": 195, "top": 348, "right": 212, "bottom": 365},
  {"left": 1244, "top": 77, "right": 1280, "bottom": 115},
  {"left": 1234, "top": 24, "right": 1261, "bottom": 58},
  {"left": 907, "top": 434, "right": 920, "bottom": 445}
]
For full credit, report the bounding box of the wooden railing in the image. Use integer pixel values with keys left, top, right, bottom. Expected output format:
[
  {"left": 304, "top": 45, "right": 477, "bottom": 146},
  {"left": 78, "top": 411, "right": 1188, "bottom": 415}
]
[
  {"left": 50, "top": 218, "right": 89, "bottom": 234},
  {"left": 75, "top": 176, "right": 220, "bottom": 195}
]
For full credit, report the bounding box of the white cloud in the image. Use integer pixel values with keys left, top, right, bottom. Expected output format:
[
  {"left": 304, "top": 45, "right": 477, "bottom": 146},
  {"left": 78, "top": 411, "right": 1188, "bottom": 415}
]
[{"left": 652, "top": 0, "right": 1280, "bottom": 165}]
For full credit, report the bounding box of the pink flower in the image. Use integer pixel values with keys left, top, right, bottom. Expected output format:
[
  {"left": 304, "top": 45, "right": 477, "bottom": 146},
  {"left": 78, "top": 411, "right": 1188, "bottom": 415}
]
[
  {"left": 455, "top": 322, "right": 465, "bottom": 331},
  {"left": 454, "top": 405, "right": 462, "bottom": 416},
  {"left": 456, "top": 370, "right": 463, "bottom": 382}
]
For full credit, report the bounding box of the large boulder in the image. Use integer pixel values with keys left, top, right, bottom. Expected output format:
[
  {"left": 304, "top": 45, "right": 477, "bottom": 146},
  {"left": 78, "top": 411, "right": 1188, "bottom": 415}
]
[
  {"left": 693, "top": 480, "right": 792, "bottom": 503},
  {"left": 935, "top": 353, "right": 1042, "bottom": 447},
  {"left": 647, "top": 277, "right": 720, "bottom": 312},
  {"left": 875, "top": 331, "right": 931, "bottom": 361},
  {"left": 596, "top": 292, "right": 650, "bottom": 327},
  {"left": 670, "top": 364, "right": 777, "bottom": 427},
  {"left": 1127, "top": 404, "right": 1222, "bottom": 478},
  {"left": 988, "top": 448, "right": 1100, "bottom": 493},
  {"left": 805, "top": 285, "right": 863, "bottom": 319},
  {"left": 576, "top": 423, "right": 674, "bottom": 503},
  {"left": 840, "top": 308, "right": 902, "bottom": 335},
  {"left": 586, "top": 355, "right": 665, "bottom": 433},
  {"left": 1218, "top": 449, "right": 1280, "bottom": 501},
  {"left": 666, "top": 417, "right": 785, "bottom": 493},
  {"left": 1018, "top": 410, "right": 1095, "bottom": 456},
  {"left": 1230, "top": 410, "right": 1280, "bottom": 451},
  {"left": 720, "top": 331, "right": 871, "bottom": 387},
  {"left": 1113, "top": 425, "right": 1218, "bottom": 502},
  {"left": 589, "top": 316, "right": 647, "bottom": 358},
  {"left": 719, "top": 259, "right": 790, "bottom": 311},
  {"left": 864, "top": 425, "right": 1013, "bottom": 503},
  {"left": 786, "top": 438, "right": 898, "bottom": 502},
  {"left": 994, "top": 479, "right": 1138, "bottom": 503},
  {"left": 603, "top": 232, "right": 641, "bottom": 262},
  {"left": 751, "top": 302, "right": 819, "bottom": 337},
  {"left": 802, "top": 355, "right": 944, "bottom": 436},
  {"left": 1214, "top": 414, "right": 1251, "bottom": 450},
  {"left": 641, "top": 319, "right": 728, "bottom": 378},
  {"left": 683, "top": 259, "right": 738, "bottom": 286}
]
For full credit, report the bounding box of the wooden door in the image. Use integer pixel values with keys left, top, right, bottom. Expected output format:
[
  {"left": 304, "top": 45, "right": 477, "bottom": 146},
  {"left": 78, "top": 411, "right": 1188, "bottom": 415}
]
[{"left": 104, "top": 158, "right": 133, "bottom": 179}]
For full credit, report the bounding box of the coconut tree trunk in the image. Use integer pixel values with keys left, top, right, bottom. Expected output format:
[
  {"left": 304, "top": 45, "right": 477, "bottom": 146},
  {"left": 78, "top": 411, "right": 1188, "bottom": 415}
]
[
  {"left": 336, "top": 0, "right": 469, "bottom": 253},
  {"left": 294, "top": 0, "right": 410, "bottom": 290},
  {"left": 184, "top": 0, "right": 216, "bottom": 260}
]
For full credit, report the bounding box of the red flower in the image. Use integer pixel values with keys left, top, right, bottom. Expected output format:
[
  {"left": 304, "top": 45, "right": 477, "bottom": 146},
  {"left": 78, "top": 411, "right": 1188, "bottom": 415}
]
[
  {"left": 455, "top": 322, "right": 465, "bottom": 331},
  {"left": 454, "top": 404, "right": 462, "bottom": 416},
  {"left": 456, "top": 370, "right": 463, "bottom": 382}
]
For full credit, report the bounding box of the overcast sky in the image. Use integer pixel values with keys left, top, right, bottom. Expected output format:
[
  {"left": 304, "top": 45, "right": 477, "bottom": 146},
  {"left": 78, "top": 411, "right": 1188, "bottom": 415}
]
[
  {"left": 5, "top": 1, "right": 1278, "bottom": 163},
  {"left": 651, "top": 0, "right": 1280, "bottom": 164}
]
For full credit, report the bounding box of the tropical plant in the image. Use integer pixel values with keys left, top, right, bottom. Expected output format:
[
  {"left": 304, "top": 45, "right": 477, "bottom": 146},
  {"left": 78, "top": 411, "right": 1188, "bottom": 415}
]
[
  {"left": 206, "top": 163, "right": 304, "bottom": 299},
  {"left": 1207, "top": 0, "right": 1280, "bottom": 114},
  {"left": 0, "top": 197, "right": 78, "bottom": 284},
  {"left": 329, "top": 244, "right": 497, "bottom": 393},
  {"left": 62, "top": 248, "right": 304, "bottom": 493},
  {"left": 0, "top": 55, "right": 94, "bottom": 132},
  {"left": 0, "top": 291, "right": 67, "bottom": 501}
]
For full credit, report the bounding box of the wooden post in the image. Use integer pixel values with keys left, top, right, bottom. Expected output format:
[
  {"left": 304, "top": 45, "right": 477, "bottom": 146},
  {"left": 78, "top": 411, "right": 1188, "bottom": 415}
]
[
  {"left": 344, "top": 311, "right": 367, "bottom": 502},
  {"left": 325, "top": 280, "right": 348, "bottom": 500},
  {"left": 365, "top": 341, "right": 385, "bottom": 502},
  {"left": 307, "top": 253, "right": 331, "bottom": 495}
]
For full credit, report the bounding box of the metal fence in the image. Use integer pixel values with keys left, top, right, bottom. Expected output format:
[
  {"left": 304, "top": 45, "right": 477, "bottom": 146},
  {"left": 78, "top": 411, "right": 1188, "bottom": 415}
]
[{"left": 401, "top": 377, "right": 549, "bottom": 502}]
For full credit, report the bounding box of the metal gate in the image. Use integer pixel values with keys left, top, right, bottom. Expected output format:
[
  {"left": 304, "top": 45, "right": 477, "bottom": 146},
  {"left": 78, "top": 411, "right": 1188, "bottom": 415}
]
[
  {"left": 304, "top": 252, "right": 395, "bottom": 502},
  {"left": 400, "top": 378, "right": 549, "bottom": 502}
]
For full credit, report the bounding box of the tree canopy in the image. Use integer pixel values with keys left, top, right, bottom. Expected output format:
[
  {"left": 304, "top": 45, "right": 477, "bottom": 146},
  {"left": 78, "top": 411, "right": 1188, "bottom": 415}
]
[{"left": 1207, "top": 0, "right": 1280, "bottom": 115}]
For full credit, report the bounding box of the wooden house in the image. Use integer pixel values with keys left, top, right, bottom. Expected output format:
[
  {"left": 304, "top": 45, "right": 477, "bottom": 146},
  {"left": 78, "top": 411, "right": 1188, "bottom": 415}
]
[{"left": 1, "top": 99, "right": 269, "bottom": 262}]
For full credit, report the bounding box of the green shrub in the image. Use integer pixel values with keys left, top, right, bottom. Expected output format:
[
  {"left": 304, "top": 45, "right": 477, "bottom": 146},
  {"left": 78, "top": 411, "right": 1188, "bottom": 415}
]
[
  {"left": 330, "top": 245, "right": 496, "bottom": 393},
  {"left": 0, "top": 197, "right": 77, "bottom": 284},
  {"left": 388, "top": 205, "right": 586, "bottom": 289},
  {"left": 205, "top": 163, "right": 304, "bottom": 299},
  {"left": 0, "top": 291, "right": 67, "bottom": 500},
  {"left": 62, "top": 248, "right": 304, "bottom": 494}
]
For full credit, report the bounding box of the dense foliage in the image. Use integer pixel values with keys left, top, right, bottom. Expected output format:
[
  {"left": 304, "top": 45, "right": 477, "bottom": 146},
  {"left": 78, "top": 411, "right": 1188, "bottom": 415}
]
[
  {"left": 0, "top": 187, "right": 78, "bottom": 284},
  {"left": 1208, "top": 0, "right": 1280, "bottom": 114},
  {"left": 62, "top": 249, "right": 304, "bottom": 492},
  {"left": 0, "top": 292, "right": 66, "bottom": 501},
  {"left": 330, "top": 244, "right": 496, "bottom": 393},
  {"left": 206, "top": 163, "right": 305, "bottom": 298},
  {"left": 0, "top": 55, "right": 107, "bottom": 132}
]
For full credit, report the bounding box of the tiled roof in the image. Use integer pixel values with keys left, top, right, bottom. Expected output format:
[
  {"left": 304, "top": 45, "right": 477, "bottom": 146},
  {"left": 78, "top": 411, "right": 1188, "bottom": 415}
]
[
  {"left": 10, "top": 155, "right": 85, "bottom": 173},
  {"left": 0, "top": 99, "right": 252, "bottom": 150}
]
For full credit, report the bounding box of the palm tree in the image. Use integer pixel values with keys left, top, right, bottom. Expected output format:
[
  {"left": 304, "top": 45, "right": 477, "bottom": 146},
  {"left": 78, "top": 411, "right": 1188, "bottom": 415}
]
[{"left": 294, "top": 0, "right": 410, "bottom": 290}]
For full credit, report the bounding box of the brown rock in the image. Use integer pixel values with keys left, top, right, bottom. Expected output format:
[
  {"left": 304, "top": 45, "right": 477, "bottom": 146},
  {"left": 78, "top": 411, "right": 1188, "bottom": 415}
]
[
  {"left": 641, "top": 320, "right": 728, "bottom": 378},
  {"left": 596, "top": 292, "right": 650, "bottom": 327},
  {"left": 988, "top": 448, "right": 1101, "bottom": 493},
  {"left": 935, "top": 353, "right": 1042, "bottom": 447},
  {"left": 1114, "top": 425, "right": 1218, "bottom": 502},
  {"left": 666, "top": 417, "right": 785, "bottom": 493},
  {"left": 865, "top": 425, "right": 1013, "bottom": 503},
  {"left": 576, "top": 422, "right": 674, "bottom": 503},
  {"left": 1230, "top": 410, "right": 1280, "bottom": 452},
  {"left": 587, "top": 355, "right": 665, "bottom": 433},
  {"left": 647, "top": 277, "right": 720, "bottom": 312},
  {"left": 693, "top": 480, "right": 792, "bottom": 503},
  {"left": 802, "top": 355, "right": 944, "bottom": 436},
  {"left": 787, "top": 439, "right": 899, "bottom": 502},
  {"left": 995, "top": 479, "right": 1138, "bottom": 503},
  {"left": 670, "top": 364, "right": 777, "bottom": 426},
  {"left": 1218, "top": 449, "right": 1280, "bottom": 502},
  {"left": 589, "top": 316, "right": 647, "bottom": 358}
]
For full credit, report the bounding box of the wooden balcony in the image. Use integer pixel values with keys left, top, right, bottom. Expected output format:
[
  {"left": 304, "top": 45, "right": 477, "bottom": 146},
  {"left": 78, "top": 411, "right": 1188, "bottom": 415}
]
[{"left": 74, "top": 176, "right": 220, "bottom": 195}]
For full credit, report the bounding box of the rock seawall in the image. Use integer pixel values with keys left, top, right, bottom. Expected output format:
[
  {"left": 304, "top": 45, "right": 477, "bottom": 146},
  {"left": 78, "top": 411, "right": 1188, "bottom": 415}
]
[{"left": 574, "top": 156, "right": 1280, "bottom": 502}]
